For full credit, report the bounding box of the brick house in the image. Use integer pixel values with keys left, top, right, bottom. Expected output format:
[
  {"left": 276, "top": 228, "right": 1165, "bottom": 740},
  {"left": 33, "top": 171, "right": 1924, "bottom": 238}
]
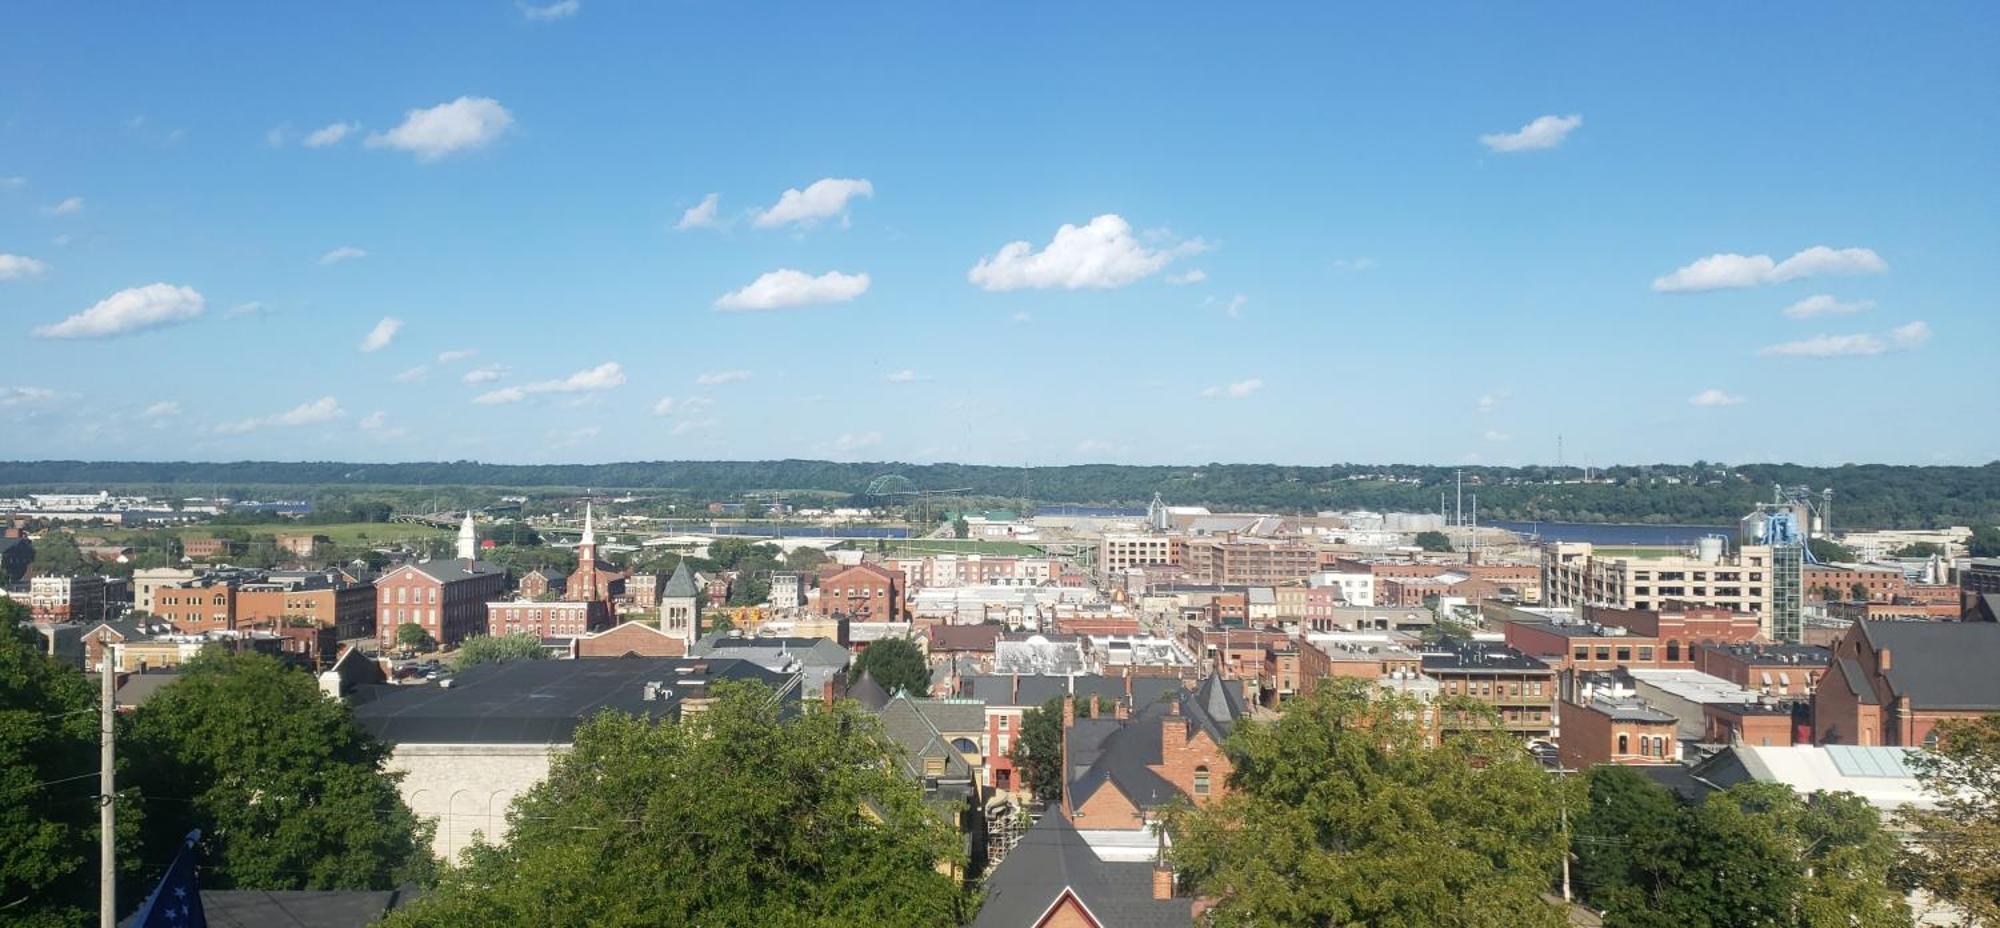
[
  {"left": 1692, "top": 643, "right": 1828, "bottom": 699},
  {"left": 516, "top": 567, "right": 567, "bottom": 600},
  {"left": 1062, "top": 676, "right": 1243, "bottom": 834},
  {"left": 568, "top": 620, "right": 689, "bottom": 658},
  {"left": 1557, "top": 696, "right": 1680, "bottom": 768},
  {"left": 1814, "top": 619, "right": 2000, "bottom": 748},
  {"left": 1420, "top": 641, "right": 1557, "bottom": 740},
  {"left": 819, "top": 562, "right": 906, "bottom": 623},
  {"left": 373, "top": 559, "right": 508, "bottom": 649}
]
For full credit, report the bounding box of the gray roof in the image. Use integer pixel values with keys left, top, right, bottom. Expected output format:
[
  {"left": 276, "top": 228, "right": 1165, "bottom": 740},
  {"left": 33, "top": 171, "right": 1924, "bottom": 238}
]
[
  {"left": 394, "top": 559, "right": 505, "bottom": 584},
  {"left": 1185, "top": 675, "right": 1247, "bottom": 743},
  {"left": 848, "top": 669, "right": 891, "bottom": 710},
  {"left": 1835, "top": 658, "right": 1880, "bottom": 705},
  {"left": 351, "top": 656, "right": 793, "bottom": 745},
  {"left": 200, "top": 888, "right": 423, "bottom": 928},
  {"left": 1859, "top": 620, "right": 2000, "bottom": 709},
  {"left": 661, "top": 561, "right": 699, "bottom": 598},
  {"left": 1066, "top": 689, "right": 1230, "bottom": 813},
  {"left": 877, "top": 695, "right": 983, "bottom": 782},
  {"left": 970, "top": 809, "right": 1189, "bottom": 928}
]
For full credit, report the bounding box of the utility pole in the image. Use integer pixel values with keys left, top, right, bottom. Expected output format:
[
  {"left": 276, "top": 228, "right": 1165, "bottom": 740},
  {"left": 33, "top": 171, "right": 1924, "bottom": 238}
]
[{"left": 99, "top": 629, "right": 116, "bottom": 928}]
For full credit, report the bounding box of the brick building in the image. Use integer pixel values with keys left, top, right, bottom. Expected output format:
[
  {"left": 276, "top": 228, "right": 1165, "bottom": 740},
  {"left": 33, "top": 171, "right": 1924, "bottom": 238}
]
[
  {"left": 569, "top": 620, "right": 691, "bottom": 658},
  {"left": 28, "top": 575, "right": 108, "bottom": 622},
  {"left": 1504, "top": 621, "right": 1661, "bottom": 673},
  {"left": 516, "top": 567, "right": 567, "bottom": 600},
  {"left": 180, "top": 537, "right": 241, "bottom": 561},
  {"left": 486, "top": 599, "right": 611, "bottom": 639},
  {"left": 1063, "top": 677, "right": 1243, "bottom": 833},
  {"left": 1802, "top": 564, "right": 1904, "bottom": 603},
  {"left": 235, "top": 576, "right": 376, "bottom": 641},
  {"left": 374, "top": 559, "right": 508, "bottom": 650},
  {"left": 1589, "top": 602, "right": 1764, "bottom": 664},
  {"left": 1691, "top": 643, "right": 1829, "bottom": 699},
  {"left": 1558, "top": 696, "right": 1680, "bottom": 769},
  {"left": 819, "top": 562, "right": 906, "bottom": 623},
  {"left": 275, "top": 533, "right": 331, "bottom": 558},
  {"left": 1178, "top": 535, "right": 1318, "bottom": 586},
  {"left": 1815, "top": 619, "right": 2000, "bottom": 748},
  {"left": 1702, "top": 702, "right": 1796, "bottom": 748},
  {"left": 1420, "top": 641, "right": 1557, "bottom": 740},
  {"left": 153, "top": 578, "right": 239, "bottom": 633}
]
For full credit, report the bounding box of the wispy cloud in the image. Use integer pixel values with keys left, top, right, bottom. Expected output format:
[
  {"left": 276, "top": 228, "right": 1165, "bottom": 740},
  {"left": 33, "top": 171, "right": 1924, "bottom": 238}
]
[
  {"left": 358, "top": 317, "right": 403, "bottom": 352},
  {"left": 1332, "top": 257, "right": 1378, "bottom": 272},
  {"left": 0, "top": 254, "right": 47, "bottom": 279},
  {"left": 1757, "top": 320, "right": 1931, "bottom": 358},
  {"left": 214, "top": 396, "right": 343, "bottom": 434},
  {"left": 1782, "top": 294, "right": 1875, "bottom": 320},
  {"left": 303, "top": 122, "right": 358, "bottom": 148},
  {"left": 753, "top": 178, "right": 872, "bottom": 229},
  {"left": 885, "top": 369, "right": 926, "bottom": 383},
  {"left": 33, "top": 283, "right": 205, "bottom": 339},
  {"left": 1653, "top": 246, "right": 1887, "bottom": 293},
  {"left": 969, "top": 214, "right": 1207, "bottom": 291},
  {"left": 142, "top": 400, "right": 182, "bottom": 419},
  {"left": 695, "top": 370, "right": 751, "bottom": 386},
  {"left": 43, "top": 196, "right": 83, "bottom": 216},
  {"left": 474, "top": 361, "right": 625, "bottom": 404},
  {"left": 1200, "top": 378, "right": 1263, "bottom": 399},
  {"left": 318, "top": 245, "right": 367, "bottom": 265},
  {"left": 393, "top": 365, "right": 430, "bottom": 384},
  {"left": 1165, "top": 269, "right": 1207, "bottom": 286},
  {"left": 1689, "top": 389, "right": 1744, "bottom": 407},
  {"left": 1480, "top": 114, "right": 1582, "bottom": 152},
  {"left": 0, "top": 386, "right": 56, "bottom": 407},
  {"left": 436, "top": 348, "right": 478, "bottom": 364},
  {"left": 1483, "top": 430, "right": 1511, "bottom": 442},
  {"left": 462, "top": 364, "right": 506, "bottom": 384},
  {"left": 520, "top": 0, "right": 580, "bottom": 20},
  {"left": 833, "top": 431, "right": 883, "bottom": 452},
  {"left": 715, "top": 269, "right": 869, "bottom": 311},
  {"left": 675, "top": 193, "right": 722, "bottom": 230},
  {"left": 366, "top": 97, "right": 514, "bottom": 161}
]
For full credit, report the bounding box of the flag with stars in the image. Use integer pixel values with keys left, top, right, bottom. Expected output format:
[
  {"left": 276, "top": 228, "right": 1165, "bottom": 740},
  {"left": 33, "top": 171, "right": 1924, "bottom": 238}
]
[{"left": 130, "top": 829, "right": 205, "bottom": 928}]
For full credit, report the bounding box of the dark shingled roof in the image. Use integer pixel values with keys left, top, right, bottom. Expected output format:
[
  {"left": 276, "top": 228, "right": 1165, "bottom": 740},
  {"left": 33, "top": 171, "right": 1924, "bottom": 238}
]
[
  {"left": 847, "top": 669, "right": 891, "bottom": 710},
  {"left": 1859, "top": 620, "right": 2000, "bottom": 710},
  {"left": 1836, "top": 658, "right": 1880, "bottom": 706},
  {"left": 1065, "top": 683, "right": 1239, "bottom": 813},
  {"left": 928, "top": 623, "right": 1003, "bottom": 653},
  {"left": 201, "top": 888, "right": 423, "bottom": 928},
  {"left": 392, "top": 559, "right": 505, "bottom": 584},
  {"left": 970, "top": 809, "right": 1190, "bottom": 928},
  {"left": 877, "top": 695, "right": 983, "bottom": 781},
  {"left": 351, "top": 656, "right": 792, "bottom": 745},
  {"left": 661, "top": 561, "right": 699, "bottom": 598}
]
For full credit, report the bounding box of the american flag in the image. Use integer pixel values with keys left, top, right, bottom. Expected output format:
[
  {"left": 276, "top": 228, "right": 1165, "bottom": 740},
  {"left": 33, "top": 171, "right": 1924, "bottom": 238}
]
[{"left": 129, "top": 830, "right": 206, "bottom": 928}]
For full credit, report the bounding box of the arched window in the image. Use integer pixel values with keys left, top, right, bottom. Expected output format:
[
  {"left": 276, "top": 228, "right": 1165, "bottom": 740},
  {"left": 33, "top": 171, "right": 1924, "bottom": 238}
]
[
  {"left": 1193, "top": 765, "right": 1211, "bottom": 796},
  {"left": 950, "top": 737, "right": 979, "bottom": 755},
  {"left": 1923, "top": 729, "right": 1941, "bottom": 750},
  {"left": 1618, "top": 734, "right": 1629, "bottom": 755}
]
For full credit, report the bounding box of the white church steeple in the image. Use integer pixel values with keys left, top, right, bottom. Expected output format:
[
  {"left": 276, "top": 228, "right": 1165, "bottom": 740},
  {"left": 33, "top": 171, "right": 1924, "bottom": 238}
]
[
  {"left": 456, "top": 511, "right": 477, "bottom": 561},
  {"left": 581, "top": 502, "right": 595, "bottom": 547}
]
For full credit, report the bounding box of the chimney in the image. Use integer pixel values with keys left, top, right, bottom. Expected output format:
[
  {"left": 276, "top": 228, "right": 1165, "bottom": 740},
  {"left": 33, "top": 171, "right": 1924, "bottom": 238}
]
[
  {"left": 1877, "top": 648, "right": 1891, "bottom": 672},
  {"left": 1062, "top": 694, "right": 1076, "bottom": 729},
  {"left": 1152, "top": 861, "right": 1175, "bottom": 900}
]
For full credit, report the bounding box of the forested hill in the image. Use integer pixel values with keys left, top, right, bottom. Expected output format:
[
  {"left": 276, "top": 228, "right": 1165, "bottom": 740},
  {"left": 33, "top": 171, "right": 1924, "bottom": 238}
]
[{"left": 2, "top": 459, "right": 1998, "bottom": 529}]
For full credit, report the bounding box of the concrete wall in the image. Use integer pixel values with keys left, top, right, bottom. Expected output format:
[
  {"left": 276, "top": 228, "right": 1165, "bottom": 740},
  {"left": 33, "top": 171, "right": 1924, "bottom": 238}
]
[{"left": 386, "top": 743, "right": 560, "bottom": 862}]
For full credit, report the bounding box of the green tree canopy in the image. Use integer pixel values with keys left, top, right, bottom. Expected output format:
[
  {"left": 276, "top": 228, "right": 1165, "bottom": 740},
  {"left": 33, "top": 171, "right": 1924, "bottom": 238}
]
[
  {"left": 1414, "top": 530, "right": 1453, "bottom": 552},
  {"left": 28, "top": 531, "right": 92, "bottom": 577},
  {"left": 1808, "top": 537, "right": 1857, "bottom": 562},
  {"left": 1009, "top": 696, "right": 1066, "bottom": 803},
  {"left": 1971, "top": 525, "right": 2000, "bottom": 558},
  {"left": 1168, "top": 680, "right": 1571, "bottom": 928},
  {"left": 394, "top": 622, "right": 435, "bottom": 653},
  {"left": 1900, "top": 715, "right": 2000, "bottom": 926},
  {"left": 1889, "top": 542, "right": 1945, "bottom": 558},
  {"left": 849, "top": 637, "right": 929, "bottom": 697},
  {"left": 453, "top": 633, "right": 549, "bottom": 669},
  {"left": 381, "top": 681, "right": 969, "bottom": 928},
  {"left": 126, "top": 651, "right": 433, "bottom": 891}
]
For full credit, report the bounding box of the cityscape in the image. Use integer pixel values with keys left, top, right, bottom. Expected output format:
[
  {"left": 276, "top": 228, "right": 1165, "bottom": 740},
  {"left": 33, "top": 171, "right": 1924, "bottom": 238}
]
[{"left": 4, "top": 4, "right": 1999, "bottom": 928}]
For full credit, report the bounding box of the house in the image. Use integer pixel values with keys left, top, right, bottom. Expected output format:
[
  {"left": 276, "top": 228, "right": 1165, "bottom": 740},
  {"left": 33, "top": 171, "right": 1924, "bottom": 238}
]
[
  {"left": 516, "top": 567, "right": 568, "bottom": 600},
  {"left": 819, "top": 562, "right": 907, "bottom": 623},
  {"left": 1815, "top": 619, "right": 2000, "bottom": 748},
  {"left": 570, "top": 620, "right": 690, "bottom": 658},
  {"left": 1062, "top": 676, "right": 1242, "bottom": 855},
  {"left": 969, "top": 809, "right": 1190, "bottom": 928},
  {"left": 875, "top": 693, "right": 990, "bottom": 876},
  {"left": 695, "top": 633, "right": 853, "bottom": 701}
]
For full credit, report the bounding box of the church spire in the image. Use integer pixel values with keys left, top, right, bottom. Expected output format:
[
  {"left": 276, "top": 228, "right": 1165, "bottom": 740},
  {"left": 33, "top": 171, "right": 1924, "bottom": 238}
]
[
  {"left": 457, "top": 511, "right": 477, "bottom": 561},
  {"left": 581, "top": 501, "right": 595, "bottom": 547}
]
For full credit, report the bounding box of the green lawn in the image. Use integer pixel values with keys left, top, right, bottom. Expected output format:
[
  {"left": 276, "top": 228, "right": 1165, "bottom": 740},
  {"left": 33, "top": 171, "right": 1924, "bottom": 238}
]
[{"left": 96, "top": 521, "right": 449, "bottom": 547}]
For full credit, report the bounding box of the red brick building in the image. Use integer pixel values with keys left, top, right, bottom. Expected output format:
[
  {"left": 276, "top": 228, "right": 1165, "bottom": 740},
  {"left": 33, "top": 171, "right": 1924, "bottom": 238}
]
[
  {"left": 1558, "top": 696, "right": 1679, "bottom": 769},
  {"left": 1702, "top": 702, "right": 1795, "bottom": 748},
  {"left": 1815, "top": 619, "right": 2000, "bottom": 748},
  {"left": 1064, "top": 677, "right": 1242, "bottom": 831},
  {"left": 236, "top": 581, "right": 376, "bottom": 642},
  {"left": 569, "top": 620, "right": 690, "bottom": 658},
  {"left": 373, "top": 559, "right": 508, "bottom": 649},
  {"left": 1803, "top": 564, "right": 1904, "bottom": 603},
  {"left": 819, "top": 563, "right": 906, "bottom": 623},
  {"left": 153, "top": 579, "right": 239, "bottom": 633},
  {"left": 1505, "top": 621, "right": 1661, "bottom": 673},
  {"left": 486, "top": 599, "right": 611, "bottom": 639},
  {"left": 1691, "top": 643, "right": 1828, "bottom": 699},
  {"left": 1589, "top": 601, "right": 1763, "bottom": 664}
]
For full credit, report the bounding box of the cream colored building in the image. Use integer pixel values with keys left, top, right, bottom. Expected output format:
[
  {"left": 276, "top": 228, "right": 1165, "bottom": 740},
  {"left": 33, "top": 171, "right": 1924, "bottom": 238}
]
[
  {"left": 1542, "top": 541, "right": 1775, "bottom": 637},
  {"left": 1097, "top": 533, "right": 1177, "bottom": 576}
]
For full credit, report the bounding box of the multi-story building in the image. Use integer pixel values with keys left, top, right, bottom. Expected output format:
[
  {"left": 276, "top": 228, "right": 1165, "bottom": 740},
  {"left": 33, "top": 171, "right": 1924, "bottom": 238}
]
[
  {"left": 1178, "top": 535, "right": 1318, "bottom": 586},
  {"left": 819, "top": 562, "right": 906, "bottom": 623},
  {"left": 1960, "top": 558, "right": 2000, "bottom": 610},
  {"left": 1504, "top": 621, "right": 1662, "bottom": 673},
  {"left": 1691, "top": 643, "right": 1828, "bottom": 699},
  {"left": 28, "top": 575, "right": 108, "bottom": 622},
  {"left": 237, "top": 576, "right": 376, "bottom": 641},
  {"left": 1802, "top": 564, "right": 1903, "bottom": 603},
  {"left": 274, "top": 533, "right": 330, "bottom": 558},
  {"left": 486, "top": 599, "right": 610, "bottom": 639},
  {"left": 1558, "top": 695, "right": 1680, "bottom": 769},
  {"left": 1588, "top": 602, "right": 1764, "bottom": 663},
  {"left": 0, "top": 528, "right": 33, "bottom": 583},
  {"left": 131, "top": 567, "right": 197, "bottom": 614},
  {"left": 180, "top": 537, "right": 241, "bottom": 561},
  {"left": 1420, "top": 641, "right": 1556, "bottom": 740},
  {"left": 768, "top": 571, "right": 805, "bottom": 609},
  {"left": 1542, "top": 541, "right": 1775, "bottom": 636},
  {"left": 517, "top": 567, "right": 568, "bottom": 601},
  {"left": 1308, "top": 570, "right": 1375, "bottom": 607},
  {"left": 374, "top": 559, "right": 508, "bottom": 649},
  {"left": 1814, "top": 619, "right": 2000, "bottom": 748},
  {"left": 1097, "top": 533, "right": 1178, "bottom": 576}
]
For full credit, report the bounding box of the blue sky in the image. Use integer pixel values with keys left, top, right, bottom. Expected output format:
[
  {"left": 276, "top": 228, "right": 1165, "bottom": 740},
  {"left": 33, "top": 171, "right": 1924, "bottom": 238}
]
[{"left": 3, "top": 3, "right": 1995, "bottom": 467}]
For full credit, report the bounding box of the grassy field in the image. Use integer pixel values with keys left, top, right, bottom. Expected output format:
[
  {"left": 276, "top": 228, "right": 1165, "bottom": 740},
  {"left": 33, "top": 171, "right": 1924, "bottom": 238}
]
[
  {"left": 96, "top": 521, "right": 450, "bottom": 547},
  {"left": 865, "top": 539, "right": 1047, "bottom": 557}
]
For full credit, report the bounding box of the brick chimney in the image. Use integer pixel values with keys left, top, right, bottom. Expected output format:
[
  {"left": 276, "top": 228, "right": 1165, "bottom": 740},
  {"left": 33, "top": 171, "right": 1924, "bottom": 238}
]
[
  {"left": 1152, "top": 861, "right": 1175, "bottom": 900},
  {"left": 1877, "top": 647, "right": 1892, "bottom": 672},
  {"left": 1063, "top": 694, "right": 1076, "bottom": 728}
]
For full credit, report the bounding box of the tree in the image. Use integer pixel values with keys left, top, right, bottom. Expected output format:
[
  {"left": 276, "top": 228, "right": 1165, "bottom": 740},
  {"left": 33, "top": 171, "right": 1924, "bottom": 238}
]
[
  {"left": 381, "top": 682, "right": 968, "bottom": 927},
  {"left": 848, "top": 638, "right": 929, "bottom": 697},
  {"left": 1009, "top": 696, "right": 1066, "bottom": 803},
  {"left": 27, "top": 531, "right": 91, "bottom": 577},
  {"left": 1808, "top": 537, "right": 1857, "bottom": 563},
  {"left": 453, "top": 633, "right": 548, "bottom": 668},
  {"left": 951, "top": 517, "right": 969, "bottom": 540},
  {"left": 126, "top": 651, "right": 433, "bottom": 892},
  {"left": 1890, "top": 542, "right": 1946, "bottom": 559},
  {"left": 1167, "top": 680, "right": 1571, "bottom": 928},
  {"left": 1900, "top": 715, "right": 2000, "bottom": 926},
  {"left": 1850, "top": 581, "right": 1871, "bottom": 602},
  {"left": 1573, "top": 766, "right": 1697, "bottom": 927},
  {"left": 1971, "top": 525, "right": 2000, "bottom": 559},
  {"left": 395, "top": 622, "right": 436, "bottom": 653},
  {"left": 1414, "top": 530, "right": 1453, "bottom": 553}
]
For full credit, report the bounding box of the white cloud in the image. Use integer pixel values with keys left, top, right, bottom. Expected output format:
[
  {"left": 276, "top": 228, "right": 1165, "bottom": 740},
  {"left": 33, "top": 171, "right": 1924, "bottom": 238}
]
[
  {"left": 1200, "top": 378, "right": 1263, "bottom": 399},
  {"left": 393, "top": 365, "right": 430, "bottom": 383},
  {"left": 215, "top": 396, "right": 343, "bottom": 434},
  {"left": 474, "top": 361, "right": 624, "bottom": 404},
  {"left": 696, "top": 370, "right": 751, "bottom": 386},
  {"left": 1476, "top": 393, "right": 1503, "bottom": 413},
  {"left": 886, "top": 369, "right": 924, "bottom": 383},
  {"left": 968, "top": 214, "right": 1206, "bottom": 291},
  {"left": 224, "top": 301, "right": 267, "bottom": 318},
  {"left": 33, "top": 283, "right": 205, "bottom": 339},
  {"left": 142, "top": 400, "right": 181, "bottom": 418},
  {"left": 0, "top": 386, "right": 55, "bottom": 407},
  {"left": 1783, "top": 294, "right": 1874, "bottom": 320},
  {"left": 359, "top": 411, "right": 387, "bottom": 430},
  {"left": 550, "top": 425, "right": 601, "bottom": 448},
  {"left": 265, "top": 126, "right": 289, "bottom": 147},
  {"left": 365, "top": 97, "right": 514, "bottom": 162},
  {"left": 1483, "top": 430, "right": 1511, "bottom": 442},
  {"left": 1010, "top": 312, "right": 1033, "bottom": 324},
  {"left": 0, "top": 254, "right": 47, "bottom": 279},
  {"left": 520, "top": 0, "right": 579, "bottom": 20},
  {"left": 715, "top": 269, "right": 870, "bottom": 311},
  {"left": 833, "top": 431, "right": 883, "bottom": 452},
  {"left": 1652, "top": 246, "right": 1887, "bottom": 293},
  {"left": 303, "top": 122, "right": 358, "bottom": 148},
  {"left": 1689, "top": 389, "right": 1744, "bottom": 407},
  {"left": 44, "top": 196, "right": 83, "bottom": 216},
  {"left": 675, "top": 193, "right": 721, "bottom": 230},
  {"left": 1479, "top": 114, "right": 1582, "bottom": 152},
  {"left": 358, "top": 316, "right": 403, "bottom": 352},
  {"left": 1757, "top": 320, "right": 1930, "bottom": 358},
  {"left": 652, "top": 397, "right": 679, "bottom": 416},
  {"left": 318, "top": 245, "right": 367, "bottom": 265},
  {"left": 654, "top": 396, "right": 715, "bottom": 418},
  {"left": 461, "top": 364, "right": 507, "bottom": 384},
  {"left": 51, "top": 234, "right": 72, "bottom": 247},
  {"left": 437, "top": 348, "right": 478, "bottom": 364},
  {"left": 671, "top": 417, "right": 718, "bottom": 436},
  {"left": 753, "top": 178, "right": 873, "bottom": 229},
  {"left": 1222, "top": 294, "right": 1248, "bottom": 318},
  {"left": 1165, "top": 269, "right": 1208, "bottom": 286},
  {"left": 1332, "top": 257, "right": 1378, "bottom": 272}
]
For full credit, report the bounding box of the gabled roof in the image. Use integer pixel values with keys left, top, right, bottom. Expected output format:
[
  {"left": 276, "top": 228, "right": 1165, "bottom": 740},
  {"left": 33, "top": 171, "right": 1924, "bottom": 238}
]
[
  {"left": 1184, "top": 675, "right": 1247, "bottom": 743},
  {"left": 970, "top": 809, "right": 1189, "bottom": 928},
  {"left": 661, "top": 561, "right": 699, "bottom": 598},
  {"left": 848, "top": 669, "right": 891, "bottom": 710},
  {"left": 1858, "top": 620, "right": 2000, "bottom": 709},
  {"left": 385, "top": 559, "right": 505, "bottom": 584},
  {"left": 877, "top": 695, "right": 980, "bottom": 782},
  {"left": 1835, "top": 657, "right": 1880, "bottom": 705},
  {"left": 928, "top": 623, "right": 1003, "bottom": 653}
]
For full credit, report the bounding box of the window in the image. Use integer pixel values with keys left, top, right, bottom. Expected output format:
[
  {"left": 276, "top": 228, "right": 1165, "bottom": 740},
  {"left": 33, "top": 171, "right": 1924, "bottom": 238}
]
[
  {"left": 1639, "top": 736, "right": 1651, "bottom": 757},
  {"left": 922, "top": 757, "right": 945, "bottom": 777},
  {"left": 1618, "top": 734, "right": 1630, "bottom": 755},
  {"left": 1667, "top": 641, "right": 1680, "bottom": 662},
  {"left": 1193, "top": 765, "right": 1211, "bottom": 796},
  {"left": 997, "top": 715, "right": 1009, "bottom": 730},
  {"left": 1923, "top": 729, "right": 1941, "bottom": 750}
]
